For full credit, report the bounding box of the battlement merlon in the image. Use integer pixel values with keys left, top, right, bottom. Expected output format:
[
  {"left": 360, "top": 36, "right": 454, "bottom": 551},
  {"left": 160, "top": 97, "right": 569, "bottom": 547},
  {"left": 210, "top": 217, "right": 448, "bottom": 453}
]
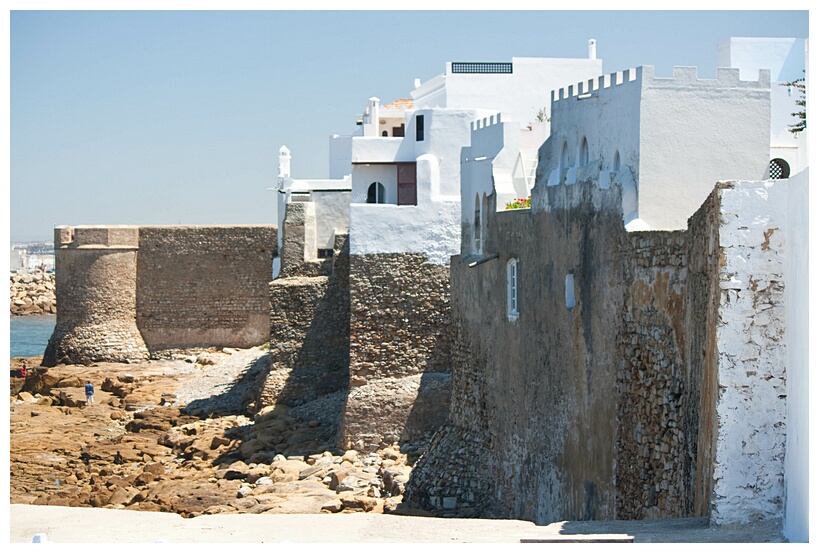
[
  {"left": 552, "top": 65, "right": 772, "bottom": 102},
  {"left": 470, "top": 113, "right": 504, "bottom": 132},
  {"left": 54, "top": 225, "right": 139, "bottom": 250}
]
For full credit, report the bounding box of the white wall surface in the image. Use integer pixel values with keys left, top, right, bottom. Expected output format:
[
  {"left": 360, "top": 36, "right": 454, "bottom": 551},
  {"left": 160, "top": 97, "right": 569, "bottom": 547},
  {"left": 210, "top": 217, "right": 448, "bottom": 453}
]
[
  {"left": 535, "top": 68, "right": 642, "bottom": 225},
  {"left": 639, "top": 66, "right": 771, "bottom": 230},
  {"left": 351, "top": 164, "right": 398, "bottom": 205},
  {"left": 712, "top": 180, "right": 788, "bottom": 526},
  {"left": 717, "top": 37, "right": 805, "bottom": 82},
  {"left": 313, "top": 190, "right": 351, "bottom": 249},
  {"left": 348, "top": 199, "right": 460, "bottom": 265},
  {"left": 783, "top": 168, "right": 809, "bottom": 543},
  {"left": 329, "top": 134, "right": 353, "bottom": 180},
  {"left": 412, "top": 56, "right": 603, "bottom": 131}
]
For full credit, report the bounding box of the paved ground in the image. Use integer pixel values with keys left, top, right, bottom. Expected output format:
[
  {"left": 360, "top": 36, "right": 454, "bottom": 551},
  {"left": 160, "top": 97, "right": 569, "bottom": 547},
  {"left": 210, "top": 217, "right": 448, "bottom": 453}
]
[{"left": 8, "top": 505, "right": 787, "bottom": 543}]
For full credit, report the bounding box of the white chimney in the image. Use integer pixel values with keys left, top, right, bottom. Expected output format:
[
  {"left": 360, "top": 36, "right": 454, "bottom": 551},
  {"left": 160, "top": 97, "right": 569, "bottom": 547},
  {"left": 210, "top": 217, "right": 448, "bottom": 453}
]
[
  {"left": 414, "top": 78, "right": 421, "bottom": 88},
  {"left": 588, "top": 39, "right": 597, "bottom": 60}
]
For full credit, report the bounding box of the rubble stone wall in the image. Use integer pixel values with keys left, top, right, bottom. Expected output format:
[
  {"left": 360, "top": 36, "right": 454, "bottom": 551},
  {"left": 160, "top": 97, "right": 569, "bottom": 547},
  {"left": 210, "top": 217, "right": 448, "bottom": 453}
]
[
  {"left": 408, "top": 179, "right": 790, "bottom": 527},
  {"left": 260, "top": 234, "right": 350, "bottom": 412},
  {"left": 341, "top": 253, "right": 454, "bottom": 452},
  {"left": 616, "top": 230, "right": 690, "bottom": 519}
]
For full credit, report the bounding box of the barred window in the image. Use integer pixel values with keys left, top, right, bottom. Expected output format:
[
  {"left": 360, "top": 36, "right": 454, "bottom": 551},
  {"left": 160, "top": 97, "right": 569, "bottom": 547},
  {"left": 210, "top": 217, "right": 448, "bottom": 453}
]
[
  {"left": 769, "top": 158, "right": 791, "bottom": 180},
  {"left": 452, "top": 62, "right": 513, "bottom": 74}
]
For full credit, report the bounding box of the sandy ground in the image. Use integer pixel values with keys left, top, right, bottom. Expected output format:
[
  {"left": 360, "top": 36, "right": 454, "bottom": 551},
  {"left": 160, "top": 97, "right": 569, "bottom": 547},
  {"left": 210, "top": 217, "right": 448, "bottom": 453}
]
[{"left": 7, "top": 504, "right": 786, "bottom": 544}]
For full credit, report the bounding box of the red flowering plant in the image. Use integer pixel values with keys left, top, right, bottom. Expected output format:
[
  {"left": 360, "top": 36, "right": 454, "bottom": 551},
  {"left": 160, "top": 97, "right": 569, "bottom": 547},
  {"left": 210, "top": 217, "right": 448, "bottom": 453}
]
[{"left": 505, "top": 196, "right": 531, "bottom": 210}]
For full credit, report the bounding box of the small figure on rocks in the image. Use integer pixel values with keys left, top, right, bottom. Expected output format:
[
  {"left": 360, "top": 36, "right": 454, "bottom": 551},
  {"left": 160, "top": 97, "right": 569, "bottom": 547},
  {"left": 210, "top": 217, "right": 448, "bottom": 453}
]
[
  {"left": 20, "top": 362, "right": 27, "bottom": 379},
  {"left": 85, "top": 380, "right": 94, "bottom": 405}
]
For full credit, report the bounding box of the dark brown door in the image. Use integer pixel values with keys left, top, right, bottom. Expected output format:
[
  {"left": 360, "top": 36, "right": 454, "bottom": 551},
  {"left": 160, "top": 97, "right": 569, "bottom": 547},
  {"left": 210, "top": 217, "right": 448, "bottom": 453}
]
[{"left": 397, "top": 163, "right": 417, "bottom": 206}]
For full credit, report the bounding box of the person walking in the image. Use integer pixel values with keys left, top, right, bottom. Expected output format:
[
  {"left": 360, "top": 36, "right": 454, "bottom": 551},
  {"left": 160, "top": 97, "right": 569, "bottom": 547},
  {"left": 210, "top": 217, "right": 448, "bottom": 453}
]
[{"left": 85, "top": 380, "right": 94, "bottom": 405}]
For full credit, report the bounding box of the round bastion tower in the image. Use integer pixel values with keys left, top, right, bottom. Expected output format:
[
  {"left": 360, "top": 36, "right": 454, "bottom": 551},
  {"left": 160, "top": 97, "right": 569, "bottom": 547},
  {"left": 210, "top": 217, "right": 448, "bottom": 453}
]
[{"left": 43, "top": 225, "right": 149, "bottom": 366}]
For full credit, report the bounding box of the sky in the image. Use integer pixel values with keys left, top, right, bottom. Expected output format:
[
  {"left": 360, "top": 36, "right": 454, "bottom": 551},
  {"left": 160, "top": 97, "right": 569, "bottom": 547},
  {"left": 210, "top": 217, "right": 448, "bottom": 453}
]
[{"left": 4, "top": 3, "right": 811, "bottom": 243}]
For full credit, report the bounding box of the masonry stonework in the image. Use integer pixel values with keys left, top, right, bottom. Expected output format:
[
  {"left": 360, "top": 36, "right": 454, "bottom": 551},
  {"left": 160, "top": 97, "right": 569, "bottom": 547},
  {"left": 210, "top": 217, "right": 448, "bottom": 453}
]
[
  {"left": 136, "top": 226, "right": 275, "bottom": 352},
  {"left": 341, "top": 254, "right": 453, "bottom": 452},
  {"left": 43, "top": 225, "right": 276, "bottom": 365},
  {"left": 44, "top": 226, "right": 149, "bottom": 365},
  {"left": 259, "top": 234, "right": 350, "bottom": 415},
  {"left": 406, "top": 178, "right": 791, "bottom": 527}
]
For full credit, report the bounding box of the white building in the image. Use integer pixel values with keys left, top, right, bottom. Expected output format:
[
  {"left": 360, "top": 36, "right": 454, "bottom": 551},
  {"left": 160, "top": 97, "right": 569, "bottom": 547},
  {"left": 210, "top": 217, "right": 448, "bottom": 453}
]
[
  {"left": 537, "top": 64, "right": 771, "bottom": 231},
  {"left": 348, "top": 43, "right": 603, "bottom": 265},
  {"left": 718, "top": 37, "right": 808, "bottom": 177},
  {"left": 273, "top": 146, "right": 351, "bottom": 277}
]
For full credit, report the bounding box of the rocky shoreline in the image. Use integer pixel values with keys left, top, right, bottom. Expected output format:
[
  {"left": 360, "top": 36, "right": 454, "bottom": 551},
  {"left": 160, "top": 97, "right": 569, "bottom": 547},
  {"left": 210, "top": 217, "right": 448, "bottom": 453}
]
[
  {"left": 9, "top": 347, "right": 428, "bottom": 518},
  {"left": 10, "top": 271, "right": 56, "bottom": 316}
]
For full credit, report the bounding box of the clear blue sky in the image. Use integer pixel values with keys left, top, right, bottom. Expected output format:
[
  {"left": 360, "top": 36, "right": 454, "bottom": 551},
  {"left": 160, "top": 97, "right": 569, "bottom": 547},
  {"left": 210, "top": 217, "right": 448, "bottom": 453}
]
[{"left": 6, "top": 7, "right": 810, "bottom": 242}]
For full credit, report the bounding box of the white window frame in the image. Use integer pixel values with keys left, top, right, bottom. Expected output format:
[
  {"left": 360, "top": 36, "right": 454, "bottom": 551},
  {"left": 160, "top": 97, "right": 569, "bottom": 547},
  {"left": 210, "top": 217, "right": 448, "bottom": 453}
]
[{"left": 507, "top": 258, "right": 519, "bottom": 321}]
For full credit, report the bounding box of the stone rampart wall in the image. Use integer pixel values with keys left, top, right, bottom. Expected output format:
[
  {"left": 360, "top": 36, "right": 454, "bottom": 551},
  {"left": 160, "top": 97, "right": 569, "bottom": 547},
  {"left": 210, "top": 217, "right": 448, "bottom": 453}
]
[
  {"left": 407, "top": 179, "right": 791, "bottom": 527},
  {"left": 136, "top": 226, "right": 275, "bottom": 351},
  {"left": 260, "top": 234, "right": 350, "bottom": 412},
  {"left": 341, "top": 254, "right": 454, "bottom": 452},
  {"left": 616, "top": 230, "right": 690, "bottom": 519},
  {"left": 408, "top": 181, "right": 630, "bottom": 523},
  {"left": 43, "top": 225, "right": 275, "bottom": 365}
]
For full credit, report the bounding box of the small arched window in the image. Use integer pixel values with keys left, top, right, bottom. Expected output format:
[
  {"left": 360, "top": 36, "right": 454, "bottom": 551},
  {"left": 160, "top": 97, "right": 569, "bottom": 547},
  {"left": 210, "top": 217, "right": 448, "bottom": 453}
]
[
  {"left": 367, "top": 182, "right": 386, "bottom": 204},
  {"left": 613, "top": 150, "right": 621, "bottom": 171},
  {"left": 579, "top": 136, "right": 589, "bottom": 166},
  {"left": 382, "top": 130, "right": 388, "bottom": 137},
  {"left": 769, "top": 158, "right": 791, "bottom": 180}
]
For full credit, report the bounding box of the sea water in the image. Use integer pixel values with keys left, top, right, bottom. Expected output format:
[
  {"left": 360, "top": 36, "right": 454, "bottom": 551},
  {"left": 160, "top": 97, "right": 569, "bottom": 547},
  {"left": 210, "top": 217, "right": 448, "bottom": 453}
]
[{"left": 9, "top": 314, "right": 55, "bottom": 358}]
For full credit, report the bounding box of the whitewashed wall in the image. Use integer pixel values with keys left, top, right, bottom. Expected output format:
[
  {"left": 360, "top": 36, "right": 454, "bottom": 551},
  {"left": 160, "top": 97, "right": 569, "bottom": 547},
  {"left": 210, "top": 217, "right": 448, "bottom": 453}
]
[
  {"left": 639, "top": 66, "right": 771, "bottom": 230},
  {"left": 313, "top": 190, "right": 351, "bottom": 249},
  {"left": 717, "top": 37, "right": 805, "bottom": 83},
  {"left": 413, "top": 56, "right": 603, "bottom": 131},
  {"left": 349, "top": 109, "right": 493, "bottom": 262},
  {"left": 711, "top": 180, "right": 788, "bottom": 525},
  {"left": 783, "top": 168, "right": 809, "bottom": 543},
  {"left": 536, "top": 68, "right": 642, "bottom": 225}
]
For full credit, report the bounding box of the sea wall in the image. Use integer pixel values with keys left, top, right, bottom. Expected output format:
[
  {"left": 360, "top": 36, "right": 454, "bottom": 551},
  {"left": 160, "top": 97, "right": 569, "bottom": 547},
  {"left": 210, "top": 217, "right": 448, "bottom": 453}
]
[{"left": 43, "top": 225, "right": 276, "bottom": 365}]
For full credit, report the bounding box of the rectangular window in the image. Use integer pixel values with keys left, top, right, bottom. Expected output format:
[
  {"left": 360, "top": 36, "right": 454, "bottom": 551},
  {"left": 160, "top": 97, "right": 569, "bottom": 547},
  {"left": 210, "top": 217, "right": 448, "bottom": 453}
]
[
  {"left": 452, "top": 62, "right": 513, "bottom": 74},
  {"left": 507, "top": 259, "right": 519, "bottom": 321},
  {"left": 416, "top": 114, "right": 424, "bottom": 141},
  {"left": 317, "top": 249, "right": 334, "bottom": 259}
]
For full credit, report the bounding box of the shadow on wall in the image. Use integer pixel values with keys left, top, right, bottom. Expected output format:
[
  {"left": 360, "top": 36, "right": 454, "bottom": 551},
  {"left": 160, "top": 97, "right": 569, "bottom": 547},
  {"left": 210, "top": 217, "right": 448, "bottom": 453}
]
[{"left": 400, "top": 337, "right": 453, "bottom": 454}]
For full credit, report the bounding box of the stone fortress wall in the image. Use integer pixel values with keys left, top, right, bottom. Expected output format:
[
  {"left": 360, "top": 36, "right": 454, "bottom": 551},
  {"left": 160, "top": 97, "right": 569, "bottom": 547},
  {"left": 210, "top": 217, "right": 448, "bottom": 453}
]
[
  {"left": 404, "top": 176, "right": 794, "bottom": 526},
  {"left": 262, "top": 200, "right": 452, "bottom": 454},
  {"left": 43, "top": 224, "right": 276, "bottom": 366}
]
